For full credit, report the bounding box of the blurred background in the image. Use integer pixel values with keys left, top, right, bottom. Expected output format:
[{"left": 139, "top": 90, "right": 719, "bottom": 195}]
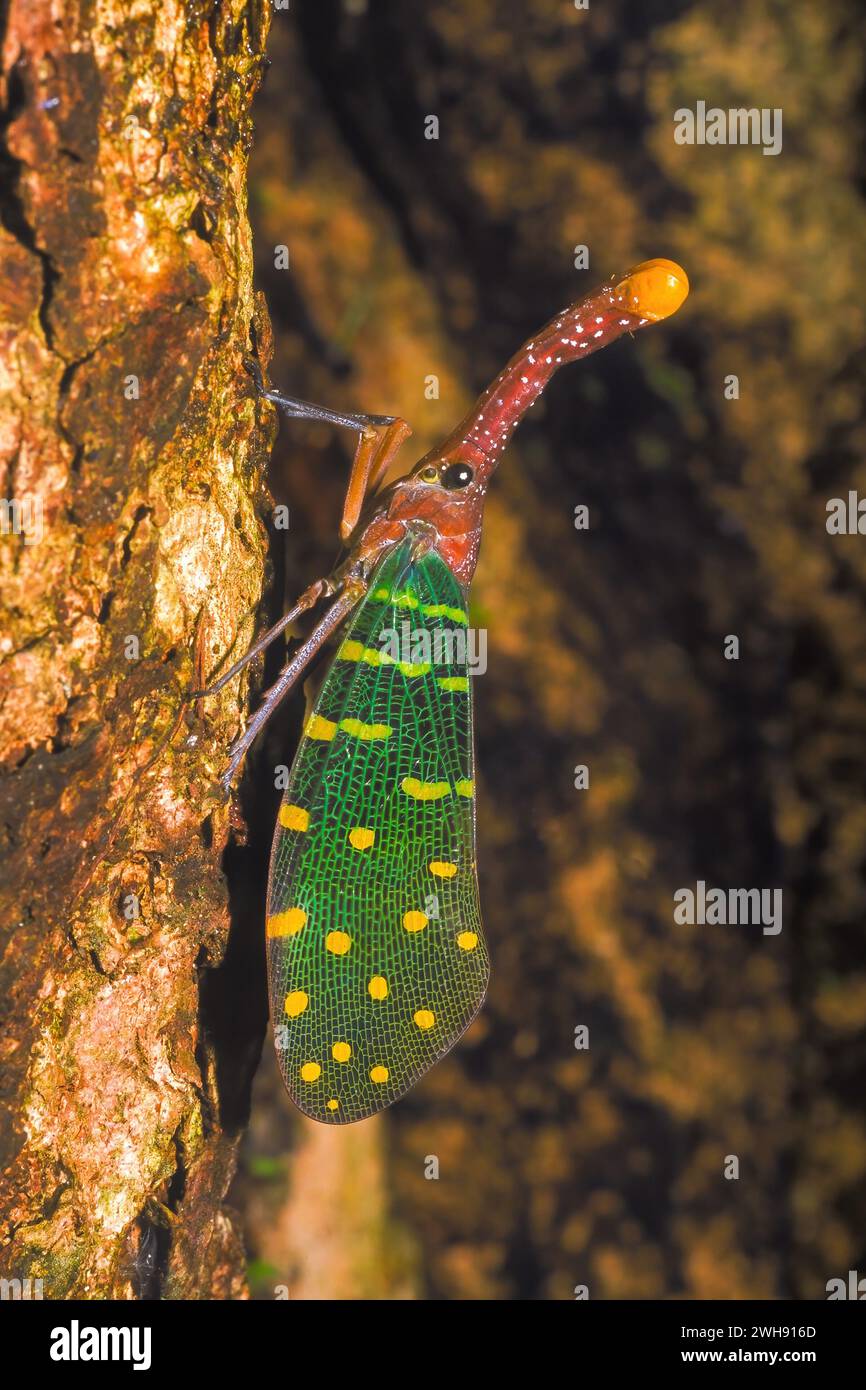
[{"left": 223, "top": 0, "right": 866, "bottom": 1298}]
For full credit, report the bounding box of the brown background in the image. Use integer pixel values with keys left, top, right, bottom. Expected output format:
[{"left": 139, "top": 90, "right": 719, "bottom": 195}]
[{"left": 229, "top": 0, "right": 866, "bottom": 1300}]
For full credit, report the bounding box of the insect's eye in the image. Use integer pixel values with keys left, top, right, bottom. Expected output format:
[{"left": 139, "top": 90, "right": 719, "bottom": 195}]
[
  {"left": 417, "top": 465, "right": 440, "bottom": 484},
  {"left": 441, "top": 463, "right": 474, "bottom": 490}
]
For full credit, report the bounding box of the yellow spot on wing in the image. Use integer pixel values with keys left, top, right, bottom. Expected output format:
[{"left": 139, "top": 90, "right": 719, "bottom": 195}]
[
  {"left": 413, "top": 1009, "right": 435, "bottom": 1030},
  {"left": 306, "top": 711, "right": 393, "bottom": 740},
  {"left": 396, "top": 660, "right": 431, "bottom": 677},
  {"left": 371, "top": 590, "right": 466, "bottom": 624},
  {"left": 370, "top": 1065, "right": 389, "bottom": 1084},
  {"left": 455, "top": 779, "right": 474, "bottom": 798},
  {"left": 340, "top": 717, "right": 392, "bottom": 741},
  {"left": 300, "top": 1062, "right": 321, "bottom": 1083},
  {"left": 337, "top": 639, "right": 370, "bottom": 664},
  {"left": 349, "top": 827, "right": 375, "bottom": 851},
  {"left": 457, "top": 931, "right": 478, "bottom": 951},
  {"left": 421, "top": 602, "right": 468, "bottom": 624},
  {"left": 326, "top": 930, "right": 352, "bottom": 955},
  {"left": 284, "top": 990, "right": 308, "bottom": 1017},
  {"left": 267, "top": 907, "right": 307, "bottom": 938},
  {"left": 337, "top": 640, "right": 429, "bottom": 678},
  {"left": 279, "top": 803, "right": 309, "bottom": 831},
  {"left": 326, "top": 1098, "right": 339, "bottom": 1111},
  {"left": 305, "top": 714, "right": 337, "bottom": 741},
  {"left": 332, "top": 1041, "right": 352, "bottom": 1063},
  {"left": 403, "top": 910, "right": 428, "bottom": 933},
  {"left": 368, "top": 975, "right": 388, "bottom": 999},
  {"left": 438, "top": 676, "right": 469, "bottom": 692},
  {"left": 429, "top": 860, "right": 457, "bottom": 878},
  {"left": 401, "top": 777, "right": 450, "bottom": 801}
]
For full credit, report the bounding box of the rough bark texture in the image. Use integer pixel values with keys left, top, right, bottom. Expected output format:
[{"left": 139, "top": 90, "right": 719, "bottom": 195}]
[
  {"left": 0, "top": 0, "right": 272, "bottom": 1298},
  {"left": 3, "top": 0, "right": 865, "bottom": 1306}
]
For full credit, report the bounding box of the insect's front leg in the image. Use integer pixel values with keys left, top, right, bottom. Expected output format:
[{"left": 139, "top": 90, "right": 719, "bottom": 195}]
[
  {"left": 245, "top": 356, "right": 412, "bottom": 542},
  {"left": 245, "top": 354, "right": 398, "bottom": 436}
]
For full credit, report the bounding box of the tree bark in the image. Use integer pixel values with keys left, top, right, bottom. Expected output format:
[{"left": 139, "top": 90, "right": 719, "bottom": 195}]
[{"left": 0, "top": 0, "right": 272, "bottom": 1298}]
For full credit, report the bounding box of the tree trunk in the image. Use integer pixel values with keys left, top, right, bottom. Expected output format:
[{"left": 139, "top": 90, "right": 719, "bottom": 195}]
[{"left": 0, "top": 0, "right": 272, "bottom": 1298}]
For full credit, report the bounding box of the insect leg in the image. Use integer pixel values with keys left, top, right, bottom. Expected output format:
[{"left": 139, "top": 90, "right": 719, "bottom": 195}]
[
  {"left": 245, "top": 356, "right": 412, "bottom": 543},
  {"left": 220, "top": 581, "right": 366, "bottom": 791},
  {"left": 368, "top": 418, "right": 414, "bottom": 494},
  {"left": 245, "top": 356, "right": 397, "bottom": 432},
  {"left": 191, "top": 578, "right": 335, "bottom": 699},
  {"left": 340, "top": 416, "right": 413, "bottom": 542}
]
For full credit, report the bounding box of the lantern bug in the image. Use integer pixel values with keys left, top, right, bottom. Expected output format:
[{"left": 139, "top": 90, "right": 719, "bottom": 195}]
[{"left": 196, "top": 260, "right": 689, "bottom": 1124}]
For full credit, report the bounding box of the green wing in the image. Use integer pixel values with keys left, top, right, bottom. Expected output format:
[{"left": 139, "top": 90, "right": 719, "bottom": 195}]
[{"left": 266, "top": 534, "right": 489, "bottom": 1124}]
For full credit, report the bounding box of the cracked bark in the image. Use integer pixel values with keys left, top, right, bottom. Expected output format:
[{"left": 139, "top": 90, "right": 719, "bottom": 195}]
[{"left": 0, "top": 0, "right": 272, "bottom": 1298}]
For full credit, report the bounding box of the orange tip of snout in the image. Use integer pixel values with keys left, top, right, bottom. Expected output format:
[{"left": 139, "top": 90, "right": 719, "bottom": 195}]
[{"left": 613, "top": 258, "right": 689, "bottom": 323}]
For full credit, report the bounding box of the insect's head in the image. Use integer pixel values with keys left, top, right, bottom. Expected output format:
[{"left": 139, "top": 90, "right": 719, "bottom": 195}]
[
  {"left": 385, "top": 257, "right": 689, "bottom": 576},
  {"left": 405, "top": 257, "right": 689, "bottom": 504},
  {"left": 381, "top": 448, "right": 488, "bottom": 577}
]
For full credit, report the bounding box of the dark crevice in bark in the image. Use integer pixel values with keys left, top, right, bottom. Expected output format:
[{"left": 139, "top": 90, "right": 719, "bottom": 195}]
[
  {"left": 166, "top": 1128, "right": 188, "bottom": 1214},
  {"left": 120, "top": 506, "right": 153, "bottom": 569},
  {"left": 127, "top": 1218, "right": 162, "bottom": 1300},
  {"left": 0, "top": 61, "right": 59, "bottom": 350}
]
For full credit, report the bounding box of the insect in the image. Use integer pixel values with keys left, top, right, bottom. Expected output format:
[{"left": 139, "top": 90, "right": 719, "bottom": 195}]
[{"left": 197, "top": 259, "right": 689, "bottom": 1123}]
